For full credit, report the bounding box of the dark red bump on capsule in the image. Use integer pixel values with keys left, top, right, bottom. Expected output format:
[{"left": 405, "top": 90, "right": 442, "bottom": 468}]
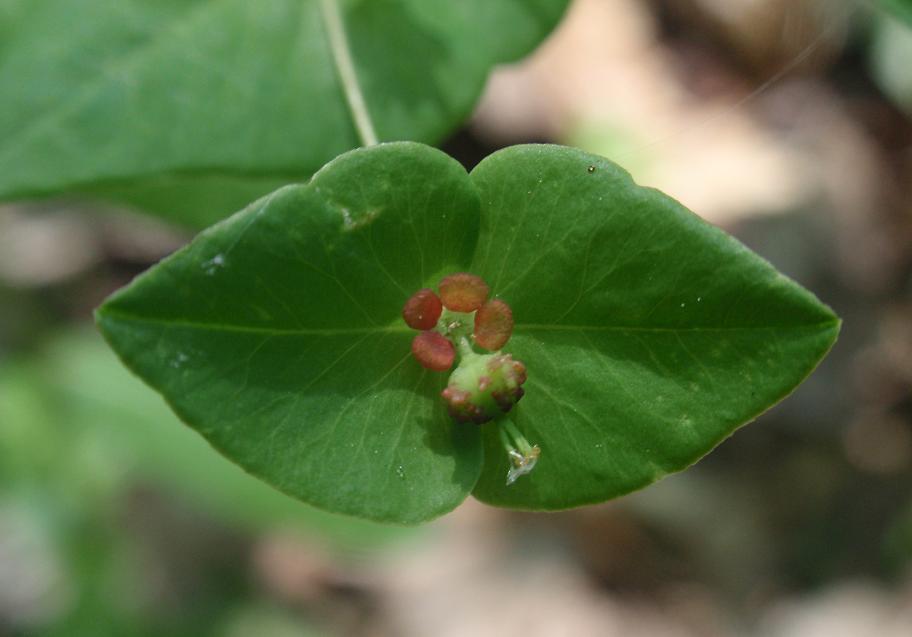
[
  {"left": 402, "top": 288, "right": 443, "bottom": 330},
  {"left": 473, "top": 299, "right": 514, "bottom": 350},
  {"left": 441, "top": 387, "right": 486, "bottom": 423},
  {"left": 512, "top": 360, "right": 527, "bottom": 385},
  {"left": 411, "top": 331, "right": 455, "bottom": 371},
  {"left": 438, "top": 273, "right": 489, "bottom": 312}
]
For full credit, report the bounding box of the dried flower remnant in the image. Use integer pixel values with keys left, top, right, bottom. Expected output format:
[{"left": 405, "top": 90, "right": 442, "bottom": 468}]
[{"left": 507, "top": 448, "right": 541, "bottom": 485}]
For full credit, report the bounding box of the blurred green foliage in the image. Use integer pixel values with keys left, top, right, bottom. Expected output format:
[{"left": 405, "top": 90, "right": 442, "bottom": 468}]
[
  {"left": 0, "top": 331, "right": 413, "bottom": 635},
  {"left": 880, "top": 0, "right": 912, "bottom": 25},
  {"left": 0, "top": 0, "right": 569, "bottom": 227},
  {"left": 871, "top": 13, "right": 912, "bottom": 113}
]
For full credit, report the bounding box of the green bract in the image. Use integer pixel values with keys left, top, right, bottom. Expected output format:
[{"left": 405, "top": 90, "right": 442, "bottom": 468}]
[
  {"left": 97, "top": 142, "right": 840, "bottom": 524},
  {"left": 0, "top": 0, "right": 569, "bottom": 226}
]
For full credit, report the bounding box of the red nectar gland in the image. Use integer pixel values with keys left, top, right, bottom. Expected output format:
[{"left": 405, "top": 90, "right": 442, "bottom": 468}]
[
  {"left": 473, "top": 299, "right": 514, "bottom": 351},
  {"left": 402, "top": 288, "right": 443, "bottom": 330},
  {"left": 438, "top": 273, "right": 489, "bottom": 312},
  {"left": 411, "top": 331, "right": 455, "bottom": 371}
]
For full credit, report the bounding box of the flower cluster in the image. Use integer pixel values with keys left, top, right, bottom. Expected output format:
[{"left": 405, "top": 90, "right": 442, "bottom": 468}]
[
  {"left": 402, "top": 273, "right": 539, "bottom": 484},
  {"left": 402, "top": 273, "right": 524, "bottom": 424}
]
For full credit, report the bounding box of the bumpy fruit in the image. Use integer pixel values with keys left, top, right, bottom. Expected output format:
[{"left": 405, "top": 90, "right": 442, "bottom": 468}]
[{"left": 441, "top": 350, "right": 527, "bottom": 424}]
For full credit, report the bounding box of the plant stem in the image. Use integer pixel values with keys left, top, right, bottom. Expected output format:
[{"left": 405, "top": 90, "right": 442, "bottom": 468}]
[
  {"left": 319, "top": 0, "right": 378, "bottom": 147},
  {"left": 502, "top": 418, "right": 533, "bottom": 455},
  {"left": 499, "top": 424, "right": 514, "bottom": 456},
  {"left": 457, "top": 336, "right": 476, "bottom": 360}
]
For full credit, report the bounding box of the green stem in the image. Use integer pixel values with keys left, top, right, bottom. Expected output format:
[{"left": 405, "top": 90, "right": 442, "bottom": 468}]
[
  {"left": 502, "top": 418, "right": 533, "bottom": 455},
  {"left": 499, "top": 424, "right": 514, "bottom": 456},
  {"left": 319, "top": 0, "right": 378, "bottom": 147},
  {"left": 457, "top": 336, "right": 476, "bottom": 360}
]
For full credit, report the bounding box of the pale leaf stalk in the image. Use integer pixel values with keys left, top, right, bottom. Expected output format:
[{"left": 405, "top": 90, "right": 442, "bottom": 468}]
[{"left": 319, "top": 0, "right": 379, "bottom": 146}]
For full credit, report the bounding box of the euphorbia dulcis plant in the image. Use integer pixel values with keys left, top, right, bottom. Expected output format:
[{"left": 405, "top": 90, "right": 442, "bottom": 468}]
[{"left": 97, "top": 142, "right": 840, "bottom": 524}]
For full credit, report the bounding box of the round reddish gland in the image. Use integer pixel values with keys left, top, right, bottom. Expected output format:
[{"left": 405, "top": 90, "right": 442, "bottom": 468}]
[
  {"left": 474, "top": 299, "right": 514, "bottom": 350},
  {"left": 411, "top": 331, "right": 455, "bottom": 371},
  {"left": 402, "top": 288, "right": 443, "bottom": 330},
  {"left": 438, "top": 273, "right": 489, "bottom": 312}
]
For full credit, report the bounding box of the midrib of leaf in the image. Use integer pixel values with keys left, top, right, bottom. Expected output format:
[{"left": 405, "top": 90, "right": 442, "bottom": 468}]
[
  {"left": 96, "top": 315, "right": 839, "bottom": 341},
  {"left": 514, "top": 320, "right": 840, "bottom": 334},
  {"left": 318, "top": 0, "right": 378, "bottom": 147},
  {"left": 0, "top": 0, "right": 225, "bottom": 167},
  {"left": 97, "top": 308, "right": 410, "bottom": 337}
]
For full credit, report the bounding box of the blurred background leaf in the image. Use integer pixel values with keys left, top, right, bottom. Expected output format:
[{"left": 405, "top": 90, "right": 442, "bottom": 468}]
[
  {"left": 871, "top": 12, "right": 912, "bottom": 114},
  {"left": 1, "top": 331, "right": 412, "bottom": 545},
  {"left": 0, "top": 0, "right": 569, "bottom": 227},
  {"left": 0, "top": 331, "right": 415, "bottom": 635},
  {"left": 880, "top": 0, "right": 912, "bottom": 25}
]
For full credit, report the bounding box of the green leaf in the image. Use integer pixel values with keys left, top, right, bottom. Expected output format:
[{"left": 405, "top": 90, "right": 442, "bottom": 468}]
[
  {"left": 97, "top": 142, "right": 484, "bottom": 524},
  {"left": 98, "top": 142, "right": 839, "bottom": 523},
  {"left": 467, "top": 145, "right": 839, "bottom": 508},
  {"left": 880, "top": 0, "right": 912, "bottom": 26},
  {"left": 0, "top": 0, "right": 569, "bottom": 226},
  {"left": 871, "top": 13, "right": 912, "bottom": 114},
  {"left": 82, "top": 172, "right": 301, "bottom": 229}
]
